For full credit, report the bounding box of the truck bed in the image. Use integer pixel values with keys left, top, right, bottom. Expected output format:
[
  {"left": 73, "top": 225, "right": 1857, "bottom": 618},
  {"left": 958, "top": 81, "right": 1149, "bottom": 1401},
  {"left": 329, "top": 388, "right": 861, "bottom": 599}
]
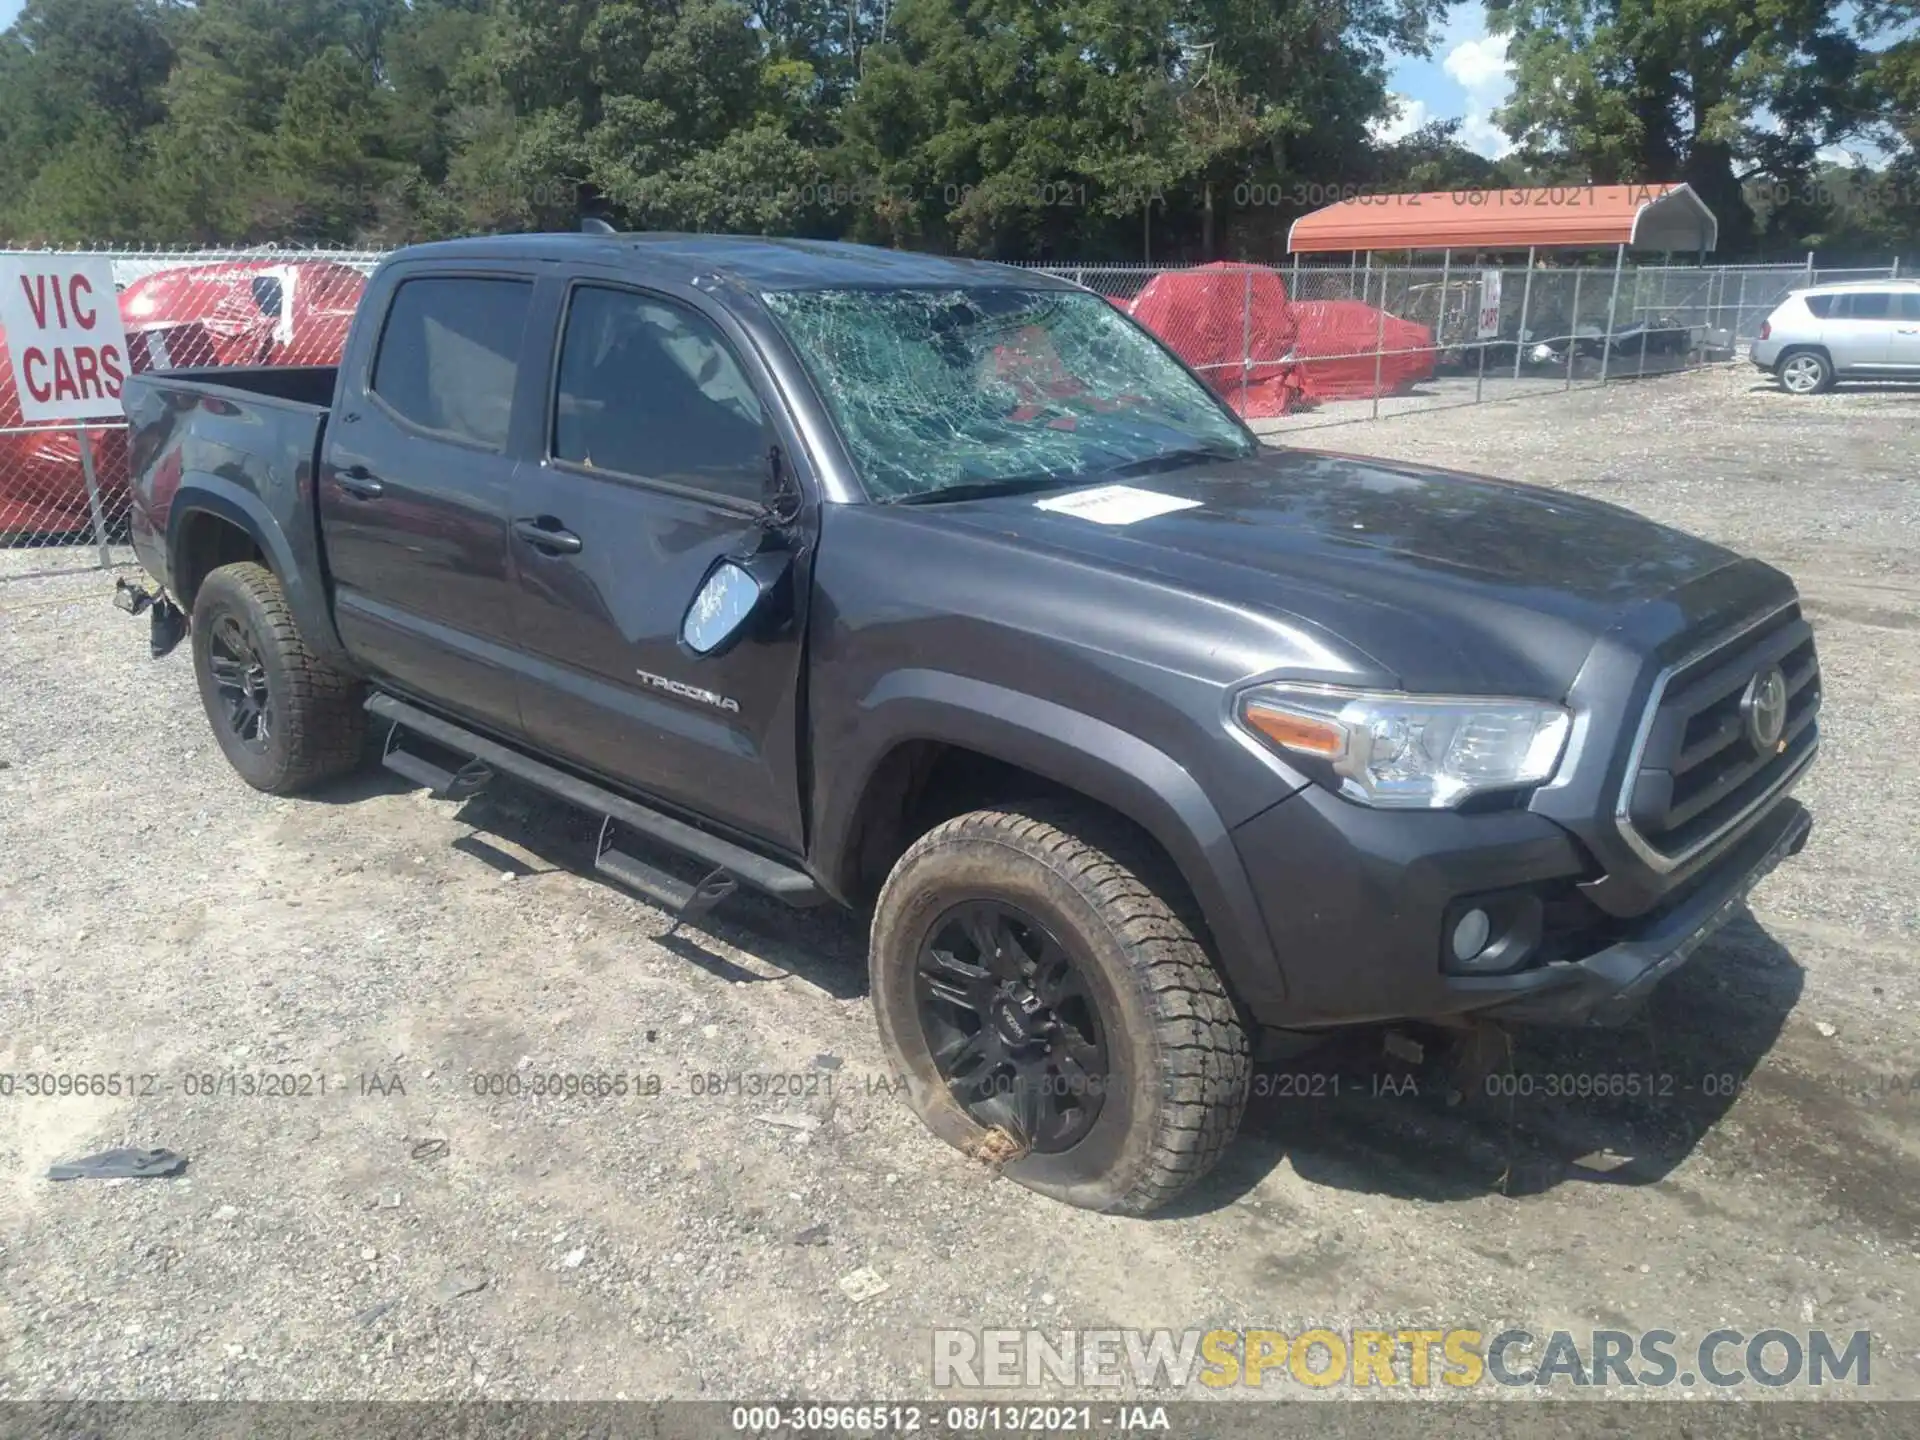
[
  {"left": 143, "top": 364, "right": 340, "bottom": 409},
  {"left": 120, "top": 365, "right": 341, "bottom": 620}
]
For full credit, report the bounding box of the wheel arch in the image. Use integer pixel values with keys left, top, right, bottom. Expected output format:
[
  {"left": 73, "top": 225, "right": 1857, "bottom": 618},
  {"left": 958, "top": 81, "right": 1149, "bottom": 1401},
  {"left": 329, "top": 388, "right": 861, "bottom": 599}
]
[
  {"left": 167, "top": 475, "right": 347, "bottom": 662},
  {"left": 818, "top": 672, "right": 1288, "bottom": 1018},
  {"left": 1774, "top": 343, "right": 1834, "bottom": 384}
]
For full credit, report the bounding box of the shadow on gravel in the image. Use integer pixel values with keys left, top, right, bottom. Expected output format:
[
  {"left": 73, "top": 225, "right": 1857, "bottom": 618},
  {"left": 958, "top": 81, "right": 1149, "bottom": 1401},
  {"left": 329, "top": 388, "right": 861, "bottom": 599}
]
[
  {"left": 1744, "top": 380, "right": 1920, "bottom": 397},
  {"left": 1176, "top": 912, "right": 1805, "bottom": 1214},
  {"left": 424, "top": 776, "right": 870, "bottom": 1000}
]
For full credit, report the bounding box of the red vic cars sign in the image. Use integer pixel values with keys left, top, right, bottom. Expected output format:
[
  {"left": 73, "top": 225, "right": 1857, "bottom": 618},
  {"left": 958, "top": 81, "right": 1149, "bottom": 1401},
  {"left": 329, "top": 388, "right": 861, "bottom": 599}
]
[{"left": 0, "top": 257, "right": 130, "bottom": 422}]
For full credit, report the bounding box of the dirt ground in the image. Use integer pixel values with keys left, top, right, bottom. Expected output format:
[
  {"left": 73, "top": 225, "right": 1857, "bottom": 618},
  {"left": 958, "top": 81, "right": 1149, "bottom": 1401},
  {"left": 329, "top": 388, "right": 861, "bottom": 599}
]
[{"left": 1, "top": 364, "right": 1917, "bottom": 1404}]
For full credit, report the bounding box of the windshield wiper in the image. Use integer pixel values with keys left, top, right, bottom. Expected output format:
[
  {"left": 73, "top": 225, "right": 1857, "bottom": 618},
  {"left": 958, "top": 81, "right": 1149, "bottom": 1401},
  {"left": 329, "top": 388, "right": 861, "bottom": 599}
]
[
  {"left": 1105, "top": 445, "right": 1248, "bottom": 479},
  {"left": 887, "top": 473, "right": 1089, "bottom": 506}
]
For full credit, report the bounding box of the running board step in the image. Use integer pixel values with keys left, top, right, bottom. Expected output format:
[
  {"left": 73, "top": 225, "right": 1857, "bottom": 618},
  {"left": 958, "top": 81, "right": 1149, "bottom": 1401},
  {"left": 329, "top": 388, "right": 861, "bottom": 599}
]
[
  {"left": 365, "top": 692, "right": 824, "bottom": 908},
  {"left": 595, "top": 819, "right": 738, "bottom": 936},
  {"left": 381, "top": 727, "right": 494, "bottom": 800}
]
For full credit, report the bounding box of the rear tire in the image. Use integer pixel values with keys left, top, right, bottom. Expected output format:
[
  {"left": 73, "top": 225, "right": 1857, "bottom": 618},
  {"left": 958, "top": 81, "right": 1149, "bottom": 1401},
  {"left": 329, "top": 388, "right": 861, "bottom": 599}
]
[
  {"left": 190, "top": 561, "right": 366, "bottom": 794},
  {"left": 871, "top": 802, "right": 1250, "bottom": 1214},
  {"left": 1776, "top": 348, "right": 1833, "bottom": 395}
]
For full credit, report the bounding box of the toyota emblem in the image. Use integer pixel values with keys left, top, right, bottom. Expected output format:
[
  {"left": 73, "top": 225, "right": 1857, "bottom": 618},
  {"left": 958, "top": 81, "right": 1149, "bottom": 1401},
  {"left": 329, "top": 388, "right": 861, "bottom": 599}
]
[{"left": 1740, "top": 665, "right": 1789, "bottom": 755}]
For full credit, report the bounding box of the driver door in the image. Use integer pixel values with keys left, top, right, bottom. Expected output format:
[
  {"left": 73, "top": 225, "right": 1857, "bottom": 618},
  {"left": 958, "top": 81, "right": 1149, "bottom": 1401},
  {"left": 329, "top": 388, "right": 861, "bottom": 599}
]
[{"left": 506, "top": 280, "right": 814, "bottom": 852}]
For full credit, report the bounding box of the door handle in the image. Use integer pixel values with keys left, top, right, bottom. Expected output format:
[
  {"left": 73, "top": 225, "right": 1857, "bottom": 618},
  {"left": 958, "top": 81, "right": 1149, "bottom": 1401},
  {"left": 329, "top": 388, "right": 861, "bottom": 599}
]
[
  {"left": 513, "top": 517, "right": 584, "bottom": 554},
  {"left": 335, "top": 466, "right": 384, "bottom": 499}
]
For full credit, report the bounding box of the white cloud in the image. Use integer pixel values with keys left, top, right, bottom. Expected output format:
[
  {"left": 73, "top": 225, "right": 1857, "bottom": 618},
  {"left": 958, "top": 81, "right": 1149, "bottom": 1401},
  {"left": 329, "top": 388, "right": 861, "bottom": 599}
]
[
  {"left": 1444, "top": 34, "right": 1511, "bottom": 94},
  {"left": 1370, "top": 95, "right": 1430, "bottom": 145},
  {"left": 1460, "top": 108, "right": 1516, "bottom": 160}
]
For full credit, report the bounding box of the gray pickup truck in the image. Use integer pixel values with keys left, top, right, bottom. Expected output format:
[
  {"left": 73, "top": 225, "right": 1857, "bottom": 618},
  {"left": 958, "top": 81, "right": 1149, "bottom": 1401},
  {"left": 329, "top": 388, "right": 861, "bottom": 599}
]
[{"left": 118, "top": 232, "right": 1819, "bottom": 1213}]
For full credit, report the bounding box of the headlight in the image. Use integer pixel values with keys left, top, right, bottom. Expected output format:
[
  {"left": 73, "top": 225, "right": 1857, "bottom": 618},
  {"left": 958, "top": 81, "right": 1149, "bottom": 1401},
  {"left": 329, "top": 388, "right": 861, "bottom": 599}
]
[{"left": 1236, "top": 683, "right": 1571, "bottom": 809}]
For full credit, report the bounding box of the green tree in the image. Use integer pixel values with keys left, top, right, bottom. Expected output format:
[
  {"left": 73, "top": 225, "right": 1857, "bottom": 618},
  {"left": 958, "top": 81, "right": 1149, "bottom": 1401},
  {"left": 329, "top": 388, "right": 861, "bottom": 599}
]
[
  {"left": 0, "top": 0, "right": 175, "bottom": 239},
  {"left": 1486, "top": 0, "right": 1916, "bottom": 254},
  {"left": 836, "top": 0, "right": 1445, "bottom": 260}
]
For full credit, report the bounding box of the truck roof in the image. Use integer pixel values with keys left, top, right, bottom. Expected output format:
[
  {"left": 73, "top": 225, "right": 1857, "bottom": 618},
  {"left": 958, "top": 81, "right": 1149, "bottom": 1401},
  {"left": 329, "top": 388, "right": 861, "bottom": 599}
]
[{"left": 388, "top": 232, "right": 1081, "bottom": 293}]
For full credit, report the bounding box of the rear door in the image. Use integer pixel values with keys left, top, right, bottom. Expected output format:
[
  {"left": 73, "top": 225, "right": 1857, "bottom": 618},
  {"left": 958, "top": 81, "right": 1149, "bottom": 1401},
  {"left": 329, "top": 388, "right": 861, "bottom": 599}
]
[
  {"left": 1822, "top": 290, "right": 1897, "bottom": 370},
  {"left": 1890, "top": 291, "right": 1920, "bottom": 371},
  {"left": 506, "top": 279, "right": 814, "bottom": 852},
  {"left": 321, "top": 268, "right": 535, "bottom": 736}
]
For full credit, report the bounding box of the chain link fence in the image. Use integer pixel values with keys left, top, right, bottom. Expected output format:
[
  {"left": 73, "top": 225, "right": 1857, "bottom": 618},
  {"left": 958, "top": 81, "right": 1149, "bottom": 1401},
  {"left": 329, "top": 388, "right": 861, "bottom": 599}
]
[
  {"left": 0, "top": 245, "right": 1902, "bottom": 580},
  {"left": 0, "top": 246, "right": 380, "bottom": 580},
  {"left": 1031, "top": 257, "right": 1904, "bottom": 434}
]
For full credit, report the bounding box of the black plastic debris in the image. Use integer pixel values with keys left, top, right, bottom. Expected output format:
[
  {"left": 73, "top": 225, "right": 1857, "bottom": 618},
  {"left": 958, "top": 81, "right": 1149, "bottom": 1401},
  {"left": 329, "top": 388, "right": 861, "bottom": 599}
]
[
  {"left": 48, "top": 1147, "right": 187, "bottom": 1181},
  {"left": 409, "top": 1138, "right": 448, "bottom": 1163}
]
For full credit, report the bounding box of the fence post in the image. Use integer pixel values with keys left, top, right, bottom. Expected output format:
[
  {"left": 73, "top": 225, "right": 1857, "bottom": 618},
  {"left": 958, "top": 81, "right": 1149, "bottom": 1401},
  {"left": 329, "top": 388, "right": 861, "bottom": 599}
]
[
  {"left": 1371, "top": 282, "right": 1388, "bottom": 420},
  {"left": 1734, "top": 270, "right": 1747, "bottom": 348},
  {"left": 76, "top": 424, "right": 113, "bottom": 570},
  {"left": 1598, "top": 244, "right": 1625, "bottom": 385},
  {"left": 1634, "top": 265, "right": 1649, "bottom": 378},
  {"left": 1512, "top": 246, "right": 1536, "bottom": 380},
  {"left": 1566, "top": 268, "right": 1583, "bottom": 390},
  {"left": 1437, "top": 250, "right": 1451, "bottom": 357},
  {"left": 1241, "top": 266, "right": 1253, "bottom": 415},
  {"left": 1290, "top": 252, "right": 1300, "bottom": 296},
  {"left": 1804, "top": 250, "right": 1815, "bottom": 288},
  {"left": 1893, "top": 256, "right": 1902, "bottom": 279}
]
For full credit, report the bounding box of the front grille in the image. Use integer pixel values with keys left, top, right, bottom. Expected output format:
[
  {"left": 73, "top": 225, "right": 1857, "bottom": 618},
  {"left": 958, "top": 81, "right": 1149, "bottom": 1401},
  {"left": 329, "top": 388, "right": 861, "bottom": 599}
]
[{"left": 1618, "top": 603, "right": 1820, "bottom": 869}]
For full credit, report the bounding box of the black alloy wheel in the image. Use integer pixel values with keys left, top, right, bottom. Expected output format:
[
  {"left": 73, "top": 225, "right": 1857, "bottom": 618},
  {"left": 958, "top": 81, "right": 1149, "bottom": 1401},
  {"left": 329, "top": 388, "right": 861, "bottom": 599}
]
[
  {"left": 914, "top": 899, "right": 1109, "bottom": 1151},
  {"left": 206, "top": 612, "right": 274, "bottom": 750}
]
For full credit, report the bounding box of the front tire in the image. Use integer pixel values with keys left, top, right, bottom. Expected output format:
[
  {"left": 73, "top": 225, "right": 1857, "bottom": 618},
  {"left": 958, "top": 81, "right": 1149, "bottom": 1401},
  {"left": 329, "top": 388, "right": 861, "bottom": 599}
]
[
  {"left": 190, "top": 561, "right": 366, "bottom": 794},
  {"left": 1777, "top": 349, "right": 1833, "bottom": 395},
  {"left": 871, "top": 803, "right": 1250, "bottom": 1214}
]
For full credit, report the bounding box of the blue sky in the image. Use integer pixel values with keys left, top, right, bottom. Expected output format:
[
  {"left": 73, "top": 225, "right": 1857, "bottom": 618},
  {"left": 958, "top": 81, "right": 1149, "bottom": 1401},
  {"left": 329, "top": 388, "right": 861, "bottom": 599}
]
[
  {"left": 1383, "top": 2, "right": 1898, "bottom": 164},
  {"left": 1381, "top": 6, "right": 1520, "bottom": 157}
]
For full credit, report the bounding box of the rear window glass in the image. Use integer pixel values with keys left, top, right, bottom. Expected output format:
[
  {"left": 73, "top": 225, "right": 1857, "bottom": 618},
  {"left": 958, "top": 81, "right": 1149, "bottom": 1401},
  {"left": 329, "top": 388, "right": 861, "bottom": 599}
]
[
  {"left": 1803, "top": 294, "right": 1834, "bottom": 319},
  {"left": 371, "top": 277, "right": 532, "bottom": 449},
  {"left": 1836, "top": 292, "right": 1893, "bottom": 320}
]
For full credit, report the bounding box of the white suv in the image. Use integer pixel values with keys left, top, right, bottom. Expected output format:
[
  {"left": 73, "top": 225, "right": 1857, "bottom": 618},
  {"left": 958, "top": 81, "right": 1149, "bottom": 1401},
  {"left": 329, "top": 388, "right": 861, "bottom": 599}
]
[{"left": 1750, "top": 280, "right": 1920, "bottom": 393}]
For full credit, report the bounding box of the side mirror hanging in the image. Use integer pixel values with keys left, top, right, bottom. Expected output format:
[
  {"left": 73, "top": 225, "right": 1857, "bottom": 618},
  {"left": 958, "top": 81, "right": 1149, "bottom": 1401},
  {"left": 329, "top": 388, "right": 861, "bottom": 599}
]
[{"left": 680, "top": 551, "right": 793, "bottom": 658}]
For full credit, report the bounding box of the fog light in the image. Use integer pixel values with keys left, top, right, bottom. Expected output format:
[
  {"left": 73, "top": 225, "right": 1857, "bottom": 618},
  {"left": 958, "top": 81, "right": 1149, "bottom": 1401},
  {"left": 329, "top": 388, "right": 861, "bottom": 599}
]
[{"left": 1451, "top": 907, "right": 1492, "bottom": 963}]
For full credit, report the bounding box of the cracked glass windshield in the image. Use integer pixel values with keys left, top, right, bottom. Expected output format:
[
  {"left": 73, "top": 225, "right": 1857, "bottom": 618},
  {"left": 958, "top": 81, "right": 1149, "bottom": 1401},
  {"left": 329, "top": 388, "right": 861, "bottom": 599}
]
[{"left": 761, "top": 287, "right": 1255, "bottom": 502}]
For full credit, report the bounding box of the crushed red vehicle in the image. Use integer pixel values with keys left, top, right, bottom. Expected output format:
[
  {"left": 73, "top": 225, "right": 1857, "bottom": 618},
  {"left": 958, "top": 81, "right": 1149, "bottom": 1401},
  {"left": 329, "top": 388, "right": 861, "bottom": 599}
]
[
  {"left": 1126, "top": 262, "right": 1300, "bottom": 417},
  {"left": 0, "top": 260, "right": 367, "bottom": 537},
  {"left": 1289, "top": 299, "right": 1435, "bottom": 401},
  {"left": 118, "top": 259, "right": 366, "bottom": 371}
]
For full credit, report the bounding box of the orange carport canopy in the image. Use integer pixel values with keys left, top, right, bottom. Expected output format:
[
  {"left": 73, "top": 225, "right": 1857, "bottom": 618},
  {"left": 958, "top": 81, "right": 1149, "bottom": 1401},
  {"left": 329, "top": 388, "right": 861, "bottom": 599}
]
[{"left": 1287, "top": 183, "right": 1717, "bottom": 254}]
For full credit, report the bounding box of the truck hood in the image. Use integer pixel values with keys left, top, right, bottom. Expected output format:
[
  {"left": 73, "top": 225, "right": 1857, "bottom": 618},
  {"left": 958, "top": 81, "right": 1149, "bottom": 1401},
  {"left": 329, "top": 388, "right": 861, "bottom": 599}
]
[{"left": 926, "top": 447, "right": 1760, "bottom": 696}]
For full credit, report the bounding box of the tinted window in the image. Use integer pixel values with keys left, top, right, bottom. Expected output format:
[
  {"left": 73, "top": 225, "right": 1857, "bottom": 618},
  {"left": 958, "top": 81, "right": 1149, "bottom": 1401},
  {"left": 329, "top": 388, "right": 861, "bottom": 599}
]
[
  {"left": 371, "top": 277, "right": 532, "bottom": 449},
  {"left": 553, "top": 286, "right": 767, "bottom": 501},
  {"left": 1803, "top": 293, "right": 1834, "bottom": 319},
  {"left": 1901, "top": 292, "right": 1920, "bottom": 321},
  {"left": 1837, "top": 292, "right": 1894, "bottom": 320}
]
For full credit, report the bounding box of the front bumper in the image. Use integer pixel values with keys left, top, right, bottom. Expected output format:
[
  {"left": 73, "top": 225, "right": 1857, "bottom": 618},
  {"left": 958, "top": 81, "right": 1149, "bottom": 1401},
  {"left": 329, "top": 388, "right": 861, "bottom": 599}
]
[
  {"left": 1229, "top": 781, "right": 1811, "bottom": 1030},
  {"left": 1447, "top": 798, "right": 1810, "bottom": 1025}
]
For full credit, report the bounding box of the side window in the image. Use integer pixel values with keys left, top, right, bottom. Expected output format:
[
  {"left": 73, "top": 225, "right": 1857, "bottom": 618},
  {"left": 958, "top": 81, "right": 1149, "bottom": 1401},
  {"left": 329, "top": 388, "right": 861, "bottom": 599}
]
[
  {"left": 370, "top": 277, "right": 533, "bottom": 450},
  {"left": 1900, "top": 292, "right": 1920, "bottom": 321},
  {"left": 1837, "top": 292, "right": 1893, "bottom": 321},
  {"left": 552, "top": 285, "right": 768, "bottom": 501},
  {"left": 1803, "top": 293, "right": 1834, "bottom": 319}
]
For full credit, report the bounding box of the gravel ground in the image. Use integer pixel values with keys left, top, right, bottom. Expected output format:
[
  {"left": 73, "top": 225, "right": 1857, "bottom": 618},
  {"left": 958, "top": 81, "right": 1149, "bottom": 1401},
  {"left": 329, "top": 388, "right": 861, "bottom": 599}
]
[{"left": 2, "top": 363, "right": 1917, "bottom": 1404}]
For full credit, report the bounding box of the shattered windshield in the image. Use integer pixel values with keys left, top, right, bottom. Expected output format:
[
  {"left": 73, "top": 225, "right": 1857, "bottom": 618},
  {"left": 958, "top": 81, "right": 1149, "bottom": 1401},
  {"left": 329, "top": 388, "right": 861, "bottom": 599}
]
[{"left": 761, "top": 287, "right": 1255, "bottom": 502}]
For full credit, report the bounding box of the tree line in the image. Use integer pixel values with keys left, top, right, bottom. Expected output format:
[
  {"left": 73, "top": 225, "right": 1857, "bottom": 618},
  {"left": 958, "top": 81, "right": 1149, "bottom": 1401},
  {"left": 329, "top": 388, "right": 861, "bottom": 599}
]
[{"left": 0, "top": 0, "right": 1912, "bottom": 261}]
